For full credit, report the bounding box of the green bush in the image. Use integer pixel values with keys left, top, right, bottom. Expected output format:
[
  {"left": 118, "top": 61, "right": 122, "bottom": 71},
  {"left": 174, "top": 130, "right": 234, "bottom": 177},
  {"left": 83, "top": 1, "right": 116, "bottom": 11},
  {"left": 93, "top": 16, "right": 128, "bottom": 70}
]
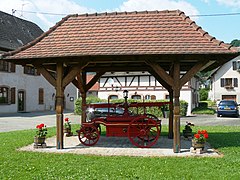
[
  {"left": 74, "top": 96, "right": 105, "bottom": 115},
  {"left": 192, "top": 107, "right": 215, "bottom": 115},
  {"left": 180, "top": 100, "right": 188, "bottom": 116},
  {"left": 198, "top": 102, "right": 208, "bottom": 108},
  {"left": 199, "top": 88, "right": 209, "bottom": 101},
  {"left": 75, "top": 98, "right": 189, "bottom": 117}
]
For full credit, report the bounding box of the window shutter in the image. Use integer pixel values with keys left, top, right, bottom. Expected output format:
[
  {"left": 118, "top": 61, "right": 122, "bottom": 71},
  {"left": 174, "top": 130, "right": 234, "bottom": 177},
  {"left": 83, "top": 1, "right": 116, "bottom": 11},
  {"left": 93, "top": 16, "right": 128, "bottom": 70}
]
[
  {"left": 233, "top": 61, "right": 237, "bottom": 70},
  {"left": 234, "top": 78, "right": 238, "bottom": 87},
  {"left": 10, "top": 87, "right": 16, "bottom": 104},
  {"left": 10, "top": 63, "right": 16, "bottom": 72},
  {"left": 39, "top": 88, "right": 44, "bottom": 104},
  {"left": 220, "top": 78, "right": 224, "bottom": 87}
]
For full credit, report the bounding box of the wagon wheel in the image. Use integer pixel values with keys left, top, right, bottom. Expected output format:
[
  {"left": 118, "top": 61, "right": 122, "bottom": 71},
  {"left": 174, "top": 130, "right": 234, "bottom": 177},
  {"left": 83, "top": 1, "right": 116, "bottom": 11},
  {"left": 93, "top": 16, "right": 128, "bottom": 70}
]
[
  {"left": 78, "top": 124, "right": 100, "bottom": 146},
  {"left": 95, "top": 124, "right": 101, "bottom": 135},
  {"left": 128, "top": 117, "right": 160, "bottom": 148},
  {"left": 145, "top": 114, "right": 159, "bottom": 121},
  {"left": 145, "top": 114, "right": 161, "bottom": 131}
]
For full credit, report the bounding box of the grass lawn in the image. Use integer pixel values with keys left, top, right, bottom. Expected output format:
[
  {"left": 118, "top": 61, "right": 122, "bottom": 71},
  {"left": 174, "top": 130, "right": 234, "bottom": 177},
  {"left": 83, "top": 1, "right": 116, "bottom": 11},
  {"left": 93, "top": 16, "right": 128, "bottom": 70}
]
[{"left": 1, "top": 125, "right": 240, "bottom": 179}]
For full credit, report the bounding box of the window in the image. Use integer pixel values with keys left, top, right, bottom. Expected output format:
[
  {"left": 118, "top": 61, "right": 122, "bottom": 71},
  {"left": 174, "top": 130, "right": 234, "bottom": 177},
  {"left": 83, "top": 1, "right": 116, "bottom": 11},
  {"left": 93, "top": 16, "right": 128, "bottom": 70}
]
[
  {"left": 39, "top": 88, "right": 44, "bottom": 104},
  {"left": 10, "top": 63, "right": 15, "bottom": 72},
  {"left": 0, "top": 87, "right": 9, "bottom": 104},
  {"left": 0, "top": 60, "right": 9, "bottom": 72},
  {"left": 131, "top": 95, "right": 141, "bottom": 100},
  {"left": 145, "top": 95, "right": 151, "bottom": 100},
  {"left": 151, "top": 95, "right": 156, "bottom": 100},
  {"left": 24, "top": 66, "right": 38, "bottom": 75},
  {"left": 232, "top": 61, "right": 240, "bottom": 71},
  {"left": 109, "top": 95, "right": 118, "bottom": 100},
  {"left": 165, "top": 95, "right": 170, "bottom": 100},
  {"left": 220, "top": 78, "right": 238, "bottom": 88}
]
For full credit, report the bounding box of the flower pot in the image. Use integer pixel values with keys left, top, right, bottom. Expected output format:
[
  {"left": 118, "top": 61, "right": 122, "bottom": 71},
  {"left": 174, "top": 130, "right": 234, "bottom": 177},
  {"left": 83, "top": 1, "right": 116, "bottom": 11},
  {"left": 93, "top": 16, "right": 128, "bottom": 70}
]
[
  {"left": 64, "top": 128, "right": 73, "bottom": 137},
  {"left": 34, "top": 136, "right": 47, "bottom": 148},
  {"left": 192, "top": 139, "right": 205, "bottom": 150},
  {"left": 34, "top": 136, "right": 45, "bottom": 144}
]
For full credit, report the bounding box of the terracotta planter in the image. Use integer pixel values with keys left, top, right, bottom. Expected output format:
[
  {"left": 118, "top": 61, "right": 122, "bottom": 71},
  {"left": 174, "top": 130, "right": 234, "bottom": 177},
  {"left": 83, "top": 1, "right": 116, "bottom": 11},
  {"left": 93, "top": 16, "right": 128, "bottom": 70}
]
[
  {"left": 64, "top": 128, "right": 73, "bottom": 137},
  {"left": 34, "top": 136, "right": 45, "bottom": 144},
  {"left": 34, "top": 136, "right": 47, "bottom": 148},
  {"left": 192, "top": 139, "right": 205, "bottom": 150}
]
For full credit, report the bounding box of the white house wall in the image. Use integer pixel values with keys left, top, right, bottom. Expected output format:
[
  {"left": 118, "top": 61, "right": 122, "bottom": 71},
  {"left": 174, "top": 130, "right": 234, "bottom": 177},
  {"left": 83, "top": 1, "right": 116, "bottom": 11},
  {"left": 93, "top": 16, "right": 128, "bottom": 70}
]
[
  {"left": 0, "top": 65, "right": 77, "bottom": 113},
  {"left": 98, "top": 72, "right": 199, "bottom": 116},
  {"left": 209, "top": 55, "right": 240, "bottom": 103}
]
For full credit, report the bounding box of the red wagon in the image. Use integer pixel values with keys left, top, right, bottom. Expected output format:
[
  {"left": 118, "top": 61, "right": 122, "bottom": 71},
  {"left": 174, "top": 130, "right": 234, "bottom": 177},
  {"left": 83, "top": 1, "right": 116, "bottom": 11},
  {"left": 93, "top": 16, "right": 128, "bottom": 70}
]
[{"left": 77, "top": 92, "right": 170, "bottom": 148}]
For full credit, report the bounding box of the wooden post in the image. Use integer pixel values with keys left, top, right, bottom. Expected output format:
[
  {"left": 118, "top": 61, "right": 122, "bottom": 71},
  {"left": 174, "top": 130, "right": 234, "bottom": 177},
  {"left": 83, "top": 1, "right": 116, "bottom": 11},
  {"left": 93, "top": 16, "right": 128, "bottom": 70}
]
[
  {"left": 173, "top": 62, "right": 181, "bottom": 153},
  {"left": 81, "top": 71, "right": 87, "bottom": 123},
  {"left": 56, "top": 62, "right": 64, "bottom": 149},
  {"left": 81, "top": 93, "right": 87, "bottom": 123},
  {"left": 168, "top": 89, "right": 174, "bottom": 139}
]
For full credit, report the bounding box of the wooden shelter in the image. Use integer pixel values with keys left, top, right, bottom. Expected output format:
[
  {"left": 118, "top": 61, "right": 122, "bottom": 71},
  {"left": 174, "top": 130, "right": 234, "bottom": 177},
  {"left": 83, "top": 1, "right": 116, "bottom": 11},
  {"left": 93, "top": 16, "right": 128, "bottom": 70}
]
[{"left": 2, "top": 10, "right": 239, "bottom": 152}]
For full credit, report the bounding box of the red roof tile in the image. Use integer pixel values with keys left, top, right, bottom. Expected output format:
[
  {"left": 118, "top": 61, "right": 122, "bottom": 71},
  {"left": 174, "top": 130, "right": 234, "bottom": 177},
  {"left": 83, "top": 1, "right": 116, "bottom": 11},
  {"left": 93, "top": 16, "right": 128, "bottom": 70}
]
[
  {"left": 87, "top": 74, "right": 99, "bottom": 91},
  {"left": 3, "top": 10, "right": 238, "bottom": 59}
]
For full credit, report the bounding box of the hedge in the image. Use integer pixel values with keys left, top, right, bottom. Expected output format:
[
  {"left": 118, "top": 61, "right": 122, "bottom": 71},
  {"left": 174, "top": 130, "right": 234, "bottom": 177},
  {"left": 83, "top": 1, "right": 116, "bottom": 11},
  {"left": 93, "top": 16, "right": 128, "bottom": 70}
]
[{"left": 75, "top": 96, "right": 188, "bottom": 117}]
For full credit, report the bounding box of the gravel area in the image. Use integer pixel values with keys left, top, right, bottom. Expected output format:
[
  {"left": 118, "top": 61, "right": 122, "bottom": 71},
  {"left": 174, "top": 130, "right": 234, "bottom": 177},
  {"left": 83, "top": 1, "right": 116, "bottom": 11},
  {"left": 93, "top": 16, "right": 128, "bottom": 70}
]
[{"left": 19, "top": 135, "right": 220, "bottom": 157}]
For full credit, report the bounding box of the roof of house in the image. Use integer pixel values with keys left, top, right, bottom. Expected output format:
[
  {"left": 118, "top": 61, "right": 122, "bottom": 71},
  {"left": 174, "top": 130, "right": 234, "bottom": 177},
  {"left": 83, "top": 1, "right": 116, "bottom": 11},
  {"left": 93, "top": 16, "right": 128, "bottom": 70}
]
[
  {"left": 3, "top": 10, "right": 238, "bottom": 60},
  {"left": 0, "top": 11, "right": 43, "bottom": 51},
  {"left": 87, "top": 74, "right": 99, "bottom": 91}
]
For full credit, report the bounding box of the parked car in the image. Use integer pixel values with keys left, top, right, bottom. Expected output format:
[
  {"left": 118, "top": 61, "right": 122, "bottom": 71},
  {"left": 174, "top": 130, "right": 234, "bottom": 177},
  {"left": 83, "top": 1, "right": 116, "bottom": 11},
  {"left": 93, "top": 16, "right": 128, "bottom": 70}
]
[{"left": 217, "top": 100, "right": 239, "bottom": 117}]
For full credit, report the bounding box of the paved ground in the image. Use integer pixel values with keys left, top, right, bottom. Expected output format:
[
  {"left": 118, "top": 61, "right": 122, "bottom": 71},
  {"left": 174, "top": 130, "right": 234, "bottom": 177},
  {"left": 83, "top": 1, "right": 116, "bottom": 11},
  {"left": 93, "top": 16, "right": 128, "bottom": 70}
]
[
  {"left": 0, "top": 111, "right": 80, "bottom": 132},
  {"left": 2, "top": 111, "right": 238, "bottom": 157},
  {"left": 19, "top": 134, "right": 219, "bottom": 157},
  {"left": 1, "top": 111, "right": 240, "bottom": 132}
]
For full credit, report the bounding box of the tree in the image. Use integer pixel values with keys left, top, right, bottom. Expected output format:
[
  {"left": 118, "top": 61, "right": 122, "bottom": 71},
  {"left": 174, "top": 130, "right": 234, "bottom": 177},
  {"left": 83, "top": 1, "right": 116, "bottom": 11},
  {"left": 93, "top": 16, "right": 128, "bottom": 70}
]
[{"left": 230, "top": 39, "right": 240, "bottom": 47}]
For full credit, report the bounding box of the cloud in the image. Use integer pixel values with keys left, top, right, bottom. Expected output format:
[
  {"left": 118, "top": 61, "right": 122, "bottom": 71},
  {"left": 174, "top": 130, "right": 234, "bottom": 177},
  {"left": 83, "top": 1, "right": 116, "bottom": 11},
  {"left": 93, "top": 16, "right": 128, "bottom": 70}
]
[
  {"left": 216, "top": 0, "right": 240, "bottom": 8},
  {"left": 118, "top": 0, "right": 199, "bottom": 16},
  {"left": 0, "top": 0, "right": 95, "bottom": 31},
  {"left": 0, "top": 0, "right": 200, "bottom": 31}
]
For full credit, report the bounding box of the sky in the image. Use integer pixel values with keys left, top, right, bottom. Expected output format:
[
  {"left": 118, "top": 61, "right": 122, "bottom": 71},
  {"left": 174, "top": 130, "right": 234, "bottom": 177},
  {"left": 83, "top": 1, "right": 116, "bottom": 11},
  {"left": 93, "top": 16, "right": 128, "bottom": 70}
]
[{"left": 0, "top": 0, "right": 240, "bottom": 43}]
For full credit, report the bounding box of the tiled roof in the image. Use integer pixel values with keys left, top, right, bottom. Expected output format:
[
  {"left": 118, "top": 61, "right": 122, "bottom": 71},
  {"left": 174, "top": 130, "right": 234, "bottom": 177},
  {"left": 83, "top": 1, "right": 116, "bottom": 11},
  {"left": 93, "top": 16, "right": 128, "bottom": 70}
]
[
  {"left": 0, "top": 11, "right": 43, "bottom": 51},
  {"left": 3, "top": 10, "right": 238, "bottom": 59},
  {"left": 87, "top": 74, "right": 99, "bottom": 91}
]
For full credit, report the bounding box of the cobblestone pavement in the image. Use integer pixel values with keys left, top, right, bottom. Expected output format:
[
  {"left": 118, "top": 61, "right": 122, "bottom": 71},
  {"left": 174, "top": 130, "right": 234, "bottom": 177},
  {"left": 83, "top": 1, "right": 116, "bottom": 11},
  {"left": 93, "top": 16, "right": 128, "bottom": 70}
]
[{"left": 19, "top": 134, "right": 220, "bottom": 157}]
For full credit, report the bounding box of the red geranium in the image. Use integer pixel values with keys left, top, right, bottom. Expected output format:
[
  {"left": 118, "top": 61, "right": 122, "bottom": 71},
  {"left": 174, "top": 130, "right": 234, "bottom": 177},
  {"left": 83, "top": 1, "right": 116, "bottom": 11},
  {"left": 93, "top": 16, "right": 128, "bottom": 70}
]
[
  {"left": 35, "top": 123, "right": 47, "bottom": 138},
  {"left": 204, "top": 133, "right": 209, "bottom": 139},
  {"left": 194, "top": 134, "right": 200, "bottom": 139},
  {"left": 194, "top": 129, "right": 209, "bottom": 143},
  {"left": 64, "top": 117, "right": 71, "bottom": 129}
]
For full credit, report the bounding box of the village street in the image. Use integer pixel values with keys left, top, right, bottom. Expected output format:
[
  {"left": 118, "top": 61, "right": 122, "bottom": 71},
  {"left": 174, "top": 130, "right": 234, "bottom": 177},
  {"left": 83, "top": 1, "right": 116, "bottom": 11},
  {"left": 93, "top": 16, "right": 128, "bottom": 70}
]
[{"left": 0, "top": 111, "right": 240, "bottom": 132}]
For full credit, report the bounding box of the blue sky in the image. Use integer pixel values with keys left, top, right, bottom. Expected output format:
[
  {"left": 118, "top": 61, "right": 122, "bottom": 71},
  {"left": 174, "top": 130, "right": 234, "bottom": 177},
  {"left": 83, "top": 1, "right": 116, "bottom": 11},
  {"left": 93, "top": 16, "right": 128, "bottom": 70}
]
[{"left": 0, "top": 0, "right": 239, "bottom": 43}]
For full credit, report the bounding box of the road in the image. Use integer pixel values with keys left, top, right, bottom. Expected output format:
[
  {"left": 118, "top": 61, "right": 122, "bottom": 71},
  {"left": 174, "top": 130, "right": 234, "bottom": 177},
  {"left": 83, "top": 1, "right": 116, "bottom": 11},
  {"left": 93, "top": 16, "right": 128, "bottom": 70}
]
[{"left": 0, "top": 111, "right": 239, "bottom": 132}]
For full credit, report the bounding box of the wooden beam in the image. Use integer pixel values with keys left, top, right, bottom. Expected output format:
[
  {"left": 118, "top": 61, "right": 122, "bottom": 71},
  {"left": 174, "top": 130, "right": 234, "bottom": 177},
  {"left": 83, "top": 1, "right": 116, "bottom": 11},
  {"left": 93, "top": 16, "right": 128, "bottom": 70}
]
[
  {"left": 173, "top": 62, "right": 181, "bottom": 153},
  {"left": 36, "top": 66, "right": 56, "bottom": 87},
  {"left": 81, "top": 71, "right": 87, "bottom": 123},
  {"left": 148, "top": 69, "right": 171, "bottom": 91},
  {"left": 168, "top": 89, "right": 174, "bottom": 139},
  {"left": 62, "top": 63, "right": 89, "bottom": 88},
  {"left": 180, "top": 61, "right": 207, "bottom": 87},
  {"left": 72, "top": 78, "right": 80, "bottom": 89},
  {"left": 145, "top": 60, "right": 174, "bottom": 87},
  {"left": 76, "top": 73, "right": 85, "bottom": 93},
  {"left": 85, "top": 71, "right": 105, "bottom": 91},
  {"left": 55, "top": 62, "right": 64, "bottom": 149}
]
